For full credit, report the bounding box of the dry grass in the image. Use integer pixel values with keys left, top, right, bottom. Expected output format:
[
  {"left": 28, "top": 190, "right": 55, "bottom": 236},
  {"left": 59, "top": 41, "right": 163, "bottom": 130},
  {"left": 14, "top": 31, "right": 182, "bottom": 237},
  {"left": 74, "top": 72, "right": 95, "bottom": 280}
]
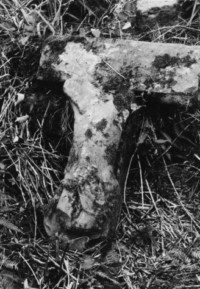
[{"left": 1, "top": 0, "right": 200, "bottom": 288}]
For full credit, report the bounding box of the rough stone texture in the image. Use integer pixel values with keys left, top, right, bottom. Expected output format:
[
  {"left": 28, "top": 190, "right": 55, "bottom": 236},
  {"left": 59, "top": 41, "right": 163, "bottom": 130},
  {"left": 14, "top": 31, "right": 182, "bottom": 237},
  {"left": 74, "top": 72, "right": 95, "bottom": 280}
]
[
  {"left": 38, "top": 36, "right": 200, "bottom": 247},
  {"left": 137, "top": 0, "right": 178, "bottom": 12},
  {"left": 93, "top": 39, "right": 200, "bottom": 107},
  {"left": 114, "top": 0, "right": 180, "bottom": 31},
  {"left": 39, "top": 37, "right": 123, "bottom": 247},
  {"left": 114, "top": 0, "right": 194, "bottom": 32},
  {"left": 136, "top": 0, "right": 179, "bottom": 29}
]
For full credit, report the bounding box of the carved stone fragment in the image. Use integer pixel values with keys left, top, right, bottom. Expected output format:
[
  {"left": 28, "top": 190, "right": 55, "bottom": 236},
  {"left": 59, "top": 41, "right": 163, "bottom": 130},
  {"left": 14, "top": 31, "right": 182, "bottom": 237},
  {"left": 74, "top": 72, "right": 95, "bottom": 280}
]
[{"left": 37, "top": 37, "right": 200, "bottom": 247}]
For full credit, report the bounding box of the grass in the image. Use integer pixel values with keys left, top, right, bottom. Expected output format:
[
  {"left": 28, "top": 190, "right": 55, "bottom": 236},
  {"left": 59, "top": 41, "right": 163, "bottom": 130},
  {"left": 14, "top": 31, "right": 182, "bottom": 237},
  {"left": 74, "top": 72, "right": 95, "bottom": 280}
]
[{"left": 1, "top": 0, "right": 200, "bottom": 288}]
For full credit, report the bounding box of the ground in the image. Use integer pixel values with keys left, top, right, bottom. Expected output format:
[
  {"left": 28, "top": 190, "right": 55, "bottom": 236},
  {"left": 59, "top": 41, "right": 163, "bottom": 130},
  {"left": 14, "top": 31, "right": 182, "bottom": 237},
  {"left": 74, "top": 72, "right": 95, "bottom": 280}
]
[{"left": 1, "top": 1, "right": 200, "bottom": 289}]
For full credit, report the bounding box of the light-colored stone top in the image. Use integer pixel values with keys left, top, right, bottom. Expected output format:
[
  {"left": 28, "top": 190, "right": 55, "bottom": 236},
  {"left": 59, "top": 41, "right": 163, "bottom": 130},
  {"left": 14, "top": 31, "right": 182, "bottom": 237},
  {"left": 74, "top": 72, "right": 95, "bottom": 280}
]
[{"left": 137, "top": 0, "right": 178, "bottom": 13}]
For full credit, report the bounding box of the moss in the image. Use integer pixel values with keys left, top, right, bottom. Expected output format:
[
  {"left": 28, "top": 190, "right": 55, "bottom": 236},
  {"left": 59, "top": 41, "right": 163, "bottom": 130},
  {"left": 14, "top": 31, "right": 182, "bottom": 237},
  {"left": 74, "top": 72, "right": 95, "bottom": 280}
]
[
  {"left": 87, "top": 39, "right": 106, "bottom": 54},
  {"left": 144, "top": 72, "right": 177, "bottom": 91},
  {"left": 38, "top": 36, "right": 93, "bottom": 82},
  {"left": 85, "top": 156, "right": 90, "bottom": 162},
  {"left": 85, "top": 128, "right": 93, "bottom": 139},
  {"left": 140, "top": 53, "right": 197, "bottom": 93},
  {"left": 37, "top": 62, "right": 64, "bottom": 82},
  {"left": 153, "top": 53, "right": 197, "bottom": 69},
  {"left": 44, "top": 35, "right": 88, "bottom": 55},
  {"left": 95, "top": 119, "right": 107, "bottom": 131},
  {"left": 135, "top": 5, "right": 178, "bottom": 33},
  {"left": 103, "top": 133, "right": 110, "bottom": 139},
  {"left": 94, "top": 62, "right": 133, "bottom": 111},
  {"left": 104, "top": 143, "right": 117, "bottom": 166}
]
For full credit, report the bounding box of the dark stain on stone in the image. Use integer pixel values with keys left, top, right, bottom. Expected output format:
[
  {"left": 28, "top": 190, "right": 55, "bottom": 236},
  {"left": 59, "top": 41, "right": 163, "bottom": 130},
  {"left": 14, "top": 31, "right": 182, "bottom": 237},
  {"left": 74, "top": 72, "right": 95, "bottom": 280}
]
[
  {"left": 38, "top": 36, "right": 91, "bottom": 82},
  {"left": 142, "top": 53, "right": 197, "bottom": 91},
  {"left": 67, "top": 147, "right": 79, "bottom": 167},
  {"left": 136, "top": 4, "right": 178, "bottom": 32},
  {"left": 87, "top": 39, "right": 107, "bottom": 54},
  {"left": 113, "top": 119, "right": 119, "bottom": 127},
  {"left": 144, "top": 71, "right": 177, "bottom": 90},
  {"left": 86, "top": 156, "right": 90, "bottom": 162},
  {"left": 44, "top": 37, "right": 68, "bottom": 55},
  {"left": 104, "top": 144, "right": 117, "bottom": 165},
  {"left": 45, "top": 36, "right": 88, "bottom": 55},
  {"left": 85, "top": 128, "right": 93, "bottom": 139},
  {"left": 96, "top": 119, "right": 107, "bottom": 131},
  {"left": 153, "top": 53, "right": 196, "bottom": 69},
  {"left": 37, "top": 62, "right": 64, "bottom": 82},
  {"left": 94, "top": 62, "right": 133, "bottom": 112},
  {"left": 103, "top": 133, "right": 110, "bottom": 139}
]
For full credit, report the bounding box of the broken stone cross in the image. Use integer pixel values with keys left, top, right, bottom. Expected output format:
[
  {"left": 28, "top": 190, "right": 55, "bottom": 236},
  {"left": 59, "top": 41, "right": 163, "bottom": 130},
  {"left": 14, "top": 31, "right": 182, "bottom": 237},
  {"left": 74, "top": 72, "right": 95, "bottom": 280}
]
[{"left": 37, "top": 36, "right": 200, "bottom": 249}]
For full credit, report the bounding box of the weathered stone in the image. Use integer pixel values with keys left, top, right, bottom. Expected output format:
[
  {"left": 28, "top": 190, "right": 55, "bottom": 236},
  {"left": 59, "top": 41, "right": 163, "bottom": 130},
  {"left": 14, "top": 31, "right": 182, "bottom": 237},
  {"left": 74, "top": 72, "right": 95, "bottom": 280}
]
[
  {"left": 137, "top": 0, "right": 178, "bottom": 12},
  {"left": 40, "top": 37, "right": 123, "bottom": 248},
  {"left": 38, "top": 37, "right": 200, "bottom": 247},
  {"left": 136, "top": 0, "right": 178, "bottom": 28},
  {"left": 38, "top": 38, "right": 200, "bottom": 107},
  {"left": 114, "top": 0, "right": 193, "bottom": 32}
]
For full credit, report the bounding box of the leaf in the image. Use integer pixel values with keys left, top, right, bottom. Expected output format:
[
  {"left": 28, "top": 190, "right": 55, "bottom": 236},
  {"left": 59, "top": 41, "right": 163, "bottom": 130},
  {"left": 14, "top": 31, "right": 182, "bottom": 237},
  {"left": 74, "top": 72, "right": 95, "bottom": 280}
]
[
  {"left": 122, "top": 22, "right": 131, "bottom": 30},
  {"left": 197, "top": 275, "right": 200, "bottom": 282},
  {"left": 0, "top": 218, "right": 22, "bottom": 233},
  {"left": 160, "top": 131, "right": 172, "bottom": 143},
  {"left": 23, "top": 12, "right": 38, "bottom": 35},
  {"left": 154, "top": 139, "right": 170, "bottom": 144},
  {"left": 19, "top": 36, "right": 30, "bottom": 45},
  {"left": 15, "top": 115, "right": 29, "bottom": 123},
  {"left": 24, "top": 278, "right": 38, "bottom": 289},
  {"left": 91, "top": 28, "right": 101, "bottom": 38},
  {"left": 13, "top": 136, "right": 19, "bottom": 143},
  {"left": 0, "top": 162, "right": 6, "bottom": 170},
  {"left": 68, "top": 236, "right": 89, "bottom": 251},
  {"left": 15, "top": 93, "right": 25, "bottom": 106},
  {"left": 191, "top": 250, "right": 200, "bottom": 260},
  {"left": 194, "top": 154, "right": 200, "bottom": 161},
  {"left": 79, "top": 27, "right": 86, "bottom": 37},
  {"left": 81, "top": 255, "right": 95, "bottom": 270},
  {"left": 24, "top": 279, "right": 29, "bottom": 289},
  {"left": 2, "top": 258, "right": 19, "bottom": 271},
  {"left": 131, "top": 103, "right": 141, "bottom": 112},
  {"left": 165, "top": 152, "right": 171, "bottom": 161},
  {"left": 105, "top": 249, "right": 119, "bottom": 264}
]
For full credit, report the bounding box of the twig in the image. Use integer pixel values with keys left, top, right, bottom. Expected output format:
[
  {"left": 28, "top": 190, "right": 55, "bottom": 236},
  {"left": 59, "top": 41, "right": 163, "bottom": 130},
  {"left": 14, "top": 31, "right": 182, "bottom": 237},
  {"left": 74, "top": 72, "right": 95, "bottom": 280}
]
[
  {"left": 123, "top": 149, "right": 137, "bottom": 217},
  {"left": 163, "top": 157, "right": 200, "bottom": 231},
  {"left": 103, "top": 60, "right": 127, "bottom": 80},
  {"left": 138, "top": 155, "right": 144, "bottom": 208},
  {"left": 145, "top": 179, "right": 159, "bottom": 216},
  {"left": 19, "top": 252, "right": 40, "bottom": 285},
  {"left": 188, "top": 0, "right": 198, "bottom": 26}
]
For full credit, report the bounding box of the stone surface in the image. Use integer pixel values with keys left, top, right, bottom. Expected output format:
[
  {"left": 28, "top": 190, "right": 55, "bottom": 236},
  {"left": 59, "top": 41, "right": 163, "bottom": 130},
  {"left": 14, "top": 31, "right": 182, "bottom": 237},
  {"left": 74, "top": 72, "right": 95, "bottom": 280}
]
[
  {"left": 136, "top": 0, "right": 179, "bottom": 29},
  {"left": 40, "top": 37, "right": 123, "bottom": 247},
  {"left": 137, "top": 0, "right": 178, "bottom": 13},
  {"left": 114, "top": 0, "right": 180, "bottom": 31},
  {"left": 96, "top": 39, "right": 200, "bottom": 107},
  {"left": 38, "top": 38, "right": 200, "bottom": 107},
  {"left": 38, "top": 36, "right": 200, "bottom": 246}
]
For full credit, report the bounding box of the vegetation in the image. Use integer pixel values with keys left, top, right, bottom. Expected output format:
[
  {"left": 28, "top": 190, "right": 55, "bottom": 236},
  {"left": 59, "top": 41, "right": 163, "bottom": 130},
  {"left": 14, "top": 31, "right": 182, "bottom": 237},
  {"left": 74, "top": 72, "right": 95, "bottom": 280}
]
[{"left": 1, "top": 0, "right": 200, "bottom": 288}]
